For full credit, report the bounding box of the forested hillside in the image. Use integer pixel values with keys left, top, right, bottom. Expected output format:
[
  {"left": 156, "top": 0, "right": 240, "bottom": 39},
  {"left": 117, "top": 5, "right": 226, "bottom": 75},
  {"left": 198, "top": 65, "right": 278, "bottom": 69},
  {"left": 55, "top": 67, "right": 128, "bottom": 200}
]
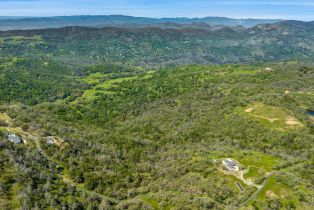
[
  {"left": 1, "top": 20, "right": 314, "bottom": 66},
  {"left": 0, "top": 16, "right": 313, "bottom": 210},
  {"left": 0, "top": 58, "right": 313, "bottom": 209}
]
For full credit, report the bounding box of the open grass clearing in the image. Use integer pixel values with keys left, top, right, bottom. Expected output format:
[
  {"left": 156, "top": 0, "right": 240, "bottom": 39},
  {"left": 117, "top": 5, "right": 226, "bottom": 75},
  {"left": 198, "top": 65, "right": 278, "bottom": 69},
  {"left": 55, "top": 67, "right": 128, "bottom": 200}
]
[
  {"left": 2, "top": 35, "right": 43, "bottom": 45},
  {"left": 140, "top": 195, "right": 161, "bottom": 210},
  {"left": 237, "top": 153, "right": 279, "bottom": 172},
  {"left": 0, "top": 57, "right": 22, "bottom": 68},
  {"left": 140, "top": 70, "right": 156, "bottom": 79},
  {"left": 75, "top": 70, "right": 154, "bottom": 103},
  {"left": 222, "top": 172, "right": 248, "bottom": 193},
  {"left": 253, "top": 175, "right": 305, "bottom": 209},
  {"left": 230, "top": 68, "right": 260, "bottom": 76},
  {"left": 243, "top": 166, "right": 265, "bottom": 183},
  {"left": 75, "top": 76, "right": 138, "bottom": 102},
  {"left": 96, "top": 76, "right": 138, "bottom": 89},
  {"left": 0, "top": 112, "right": 11, "bottom": 124},
  {"left": 243, "top": 167, "right": 260, "bottom": 180},
  {"left": 209, "top": 150, "right": 280, "bottom": 172},
  {"left": 0, "top": 112, "right": 41, "bottom": 144},
  {"left": 82, "top": 72, "right": 113, "bottom": 84},
  {"left": 243, "top": 103, "right": 303, "bottom": 130}
]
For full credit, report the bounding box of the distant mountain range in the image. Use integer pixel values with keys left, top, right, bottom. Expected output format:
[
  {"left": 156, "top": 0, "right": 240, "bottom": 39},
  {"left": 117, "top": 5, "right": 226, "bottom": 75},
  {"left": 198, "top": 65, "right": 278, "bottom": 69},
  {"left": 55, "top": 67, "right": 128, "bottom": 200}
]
[
  {"left": 0, "top": 15, "right": 283, "bottom": 31},
  {"left": 1, "top": 20, "right": 314, "bottom": 66},
  {"left": 0, "top": 16, "right": 29, "bottom": 20}
]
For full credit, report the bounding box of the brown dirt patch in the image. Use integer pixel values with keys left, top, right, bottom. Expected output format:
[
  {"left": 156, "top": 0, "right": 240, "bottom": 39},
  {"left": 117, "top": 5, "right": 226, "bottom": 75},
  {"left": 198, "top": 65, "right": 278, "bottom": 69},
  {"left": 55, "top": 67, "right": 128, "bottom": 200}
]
[
  {"left": 245, "top": 108, "right": 254, "bottom": 113},
  {"left": 280, "top": 189, "right": 289, "bottom": 198},
  {"left": 266, "top": 190, "right": 278, "bottom": 199},
  {"left": 285, "top": 117, "right": 302, "bottom": 127}
]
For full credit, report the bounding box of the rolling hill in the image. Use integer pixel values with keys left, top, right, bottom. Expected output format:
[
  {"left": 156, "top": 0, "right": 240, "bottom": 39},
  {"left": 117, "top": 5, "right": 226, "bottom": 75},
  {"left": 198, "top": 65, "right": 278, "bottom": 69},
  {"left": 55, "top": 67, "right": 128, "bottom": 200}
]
[
  {"left": 0, "top": 15, "right": 282, "bottom": 31},
  {"left": 1, "top": 20, "right": 314, "bottom": 66},
  {"left": 0, "top": 15, "right": 313, "bottom": 210},
  {"left": 0, "top": 60, "right": 313, "bottom": 209}
]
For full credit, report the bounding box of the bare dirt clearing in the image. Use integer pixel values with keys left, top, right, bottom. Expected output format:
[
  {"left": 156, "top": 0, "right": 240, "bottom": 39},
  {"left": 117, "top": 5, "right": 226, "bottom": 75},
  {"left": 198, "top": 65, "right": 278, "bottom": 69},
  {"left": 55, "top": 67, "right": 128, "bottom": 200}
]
[
  {"left": 243, "top": 103, "right": 303, "bottom": 130},
  {"left": 285, "top": 117, "right": 303, "bottom": 126}
]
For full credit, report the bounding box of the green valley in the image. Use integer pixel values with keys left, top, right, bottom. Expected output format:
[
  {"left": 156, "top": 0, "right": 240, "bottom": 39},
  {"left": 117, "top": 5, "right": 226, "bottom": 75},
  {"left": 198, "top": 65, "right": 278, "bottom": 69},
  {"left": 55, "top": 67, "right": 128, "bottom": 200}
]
[
  {"left": 0, "top": 13, "right": 313, "bottom": 210},
  {"left": 0, "top": 59, "right": 313, "bottom": 209}
]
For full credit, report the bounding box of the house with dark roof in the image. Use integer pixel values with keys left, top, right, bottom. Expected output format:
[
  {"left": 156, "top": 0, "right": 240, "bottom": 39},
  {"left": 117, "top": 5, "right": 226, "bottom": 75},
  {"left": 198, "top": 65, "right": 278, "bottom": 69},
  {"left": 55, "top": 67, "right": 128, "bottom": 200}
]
[
  {"left": 223, "top": 158, "right": 240, "bottom": 171},
  {"left": 6, "top": 133, "right": 22, "bottom": 144}
]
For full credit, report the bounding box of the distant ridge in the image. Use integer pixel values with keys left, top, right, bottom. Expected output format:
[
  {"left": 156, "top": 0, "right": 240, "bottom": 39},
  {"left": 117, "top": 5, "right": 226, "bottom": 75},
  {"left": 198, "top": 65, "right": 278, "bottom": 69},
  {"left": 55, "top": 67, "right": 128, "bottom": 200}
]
[
  {"left": 1, "top": 20, "right": 313, "bottom": 66},
  {"left": 0, "top": 15, "right": 282, "bottom": 31}
]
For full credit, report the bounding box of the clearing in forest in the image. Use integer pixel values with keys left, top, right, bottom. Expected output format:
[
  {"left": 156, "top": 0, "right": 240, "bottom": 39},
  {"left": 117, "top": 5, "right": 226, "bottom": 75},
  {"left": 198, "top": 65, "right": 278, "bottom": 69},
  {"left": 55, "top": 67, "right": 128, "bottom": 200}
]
[
  {"left": 0, "top": 113, "right": 11, "bottom": 125},
  {"left": 82, "top": 72, "right": 113, "bottom": 85},
  {"left": 75, "top": 71, "right": 155, "bottom": 103},
  {"left": 243, "top": 103, "right": 303, "bottom": 130},
  {"left": 0, "top": 112, "right": 40, "bottom": 144},
  {"left": 252, "top": 176, "right": 306, "bottom": 209},
  {"left": 1, "top": 35, "right": 43, "bottom": 45},
  {"left": 72, "top": 73, "right": 138, "bottom": 103},
  {"left": 76, "top": 76, "right": 138, "bottom": 102},
  {"left": 210, "top": 151, "right": 307, "bottom": 209}
]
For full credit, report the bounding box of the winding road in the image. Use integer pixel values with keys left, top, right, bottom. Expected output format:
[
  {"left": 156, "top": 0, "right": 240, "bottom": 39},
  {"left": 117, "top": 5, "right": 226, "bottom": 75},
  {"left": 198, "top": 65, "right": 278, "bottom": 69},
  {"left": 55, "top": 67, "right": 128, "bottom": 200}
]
[
  {"left": 213, "top": 159, "right": 278, "bottom": 209},
  {"left": 237, "top": 172, "right": 276, "bottom": 208}
]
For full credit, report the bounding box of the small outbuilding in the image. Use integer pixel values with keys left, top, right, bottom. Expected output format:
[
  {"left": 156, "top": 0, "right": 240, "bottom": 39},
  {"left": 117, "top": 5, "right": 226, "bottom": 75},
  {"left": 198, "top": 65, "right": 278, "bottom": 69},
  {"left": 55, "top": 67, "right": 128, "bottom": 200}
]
[
  {"left": 263, "top": 67, "right": 273, "bottom": 72},
  {"left": 46, "top": 136, "right": 65, "bottom": 148},
  {"left": 6, "top": 133, "right": 22, "bottom": 144},
  {"left": 47, "top": 136, "right": 55, "bottom": 145}
]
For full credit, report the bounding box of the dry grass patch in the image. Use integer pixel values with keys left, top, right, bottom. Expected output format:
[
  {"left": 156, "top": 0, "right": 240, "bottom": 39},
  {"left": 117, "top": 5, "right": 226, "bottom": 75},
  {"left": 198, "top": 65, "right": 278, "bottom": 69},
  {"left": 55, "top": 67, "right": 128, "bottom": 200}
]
[
  {"left": 266, "top": 190, "right": 278, "bottom": 199},
  {"left": 244, "top": 103, "right": 303, "bottom": 130},
  {"left": 285, "top": 117, "right": 303, "bottom": 126},
  {"left": 245, "top": 108, "right": 253, "bottom": 113}
]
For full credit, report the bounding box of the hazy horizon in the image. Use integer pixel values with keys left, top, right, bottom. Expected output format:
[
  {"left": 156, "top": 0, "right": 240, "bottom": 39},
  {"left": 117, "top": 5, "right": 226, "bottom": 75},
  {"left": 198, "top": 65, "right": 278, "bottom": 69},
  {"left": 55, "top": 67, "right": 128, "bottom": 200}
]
[
  {"left": 1, "top": 15, "right": 313, "bottom": 23},
  {"left": 0, "top": 15, "right": 286, "bottom": 20},
  {"left": 0, "top": 0, "right": 313, "bottom": 21}
]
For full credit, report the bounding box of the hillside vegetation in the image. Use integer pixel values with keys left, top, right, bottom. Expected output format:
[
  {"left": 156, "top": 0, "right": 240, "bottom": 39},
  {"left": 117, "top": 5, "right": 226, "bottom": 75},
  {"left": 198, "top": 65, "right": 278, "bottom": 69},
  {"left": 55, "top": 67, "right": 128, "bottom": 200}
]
[
  {"left": 0, "top": 16, "right": 314, "bottom": 209},
  {"left": 0, "top": 59, "right": 313, "bottom": 209},
  {"left": 1, "top": 21, "right": 314, "bottom": 66}
]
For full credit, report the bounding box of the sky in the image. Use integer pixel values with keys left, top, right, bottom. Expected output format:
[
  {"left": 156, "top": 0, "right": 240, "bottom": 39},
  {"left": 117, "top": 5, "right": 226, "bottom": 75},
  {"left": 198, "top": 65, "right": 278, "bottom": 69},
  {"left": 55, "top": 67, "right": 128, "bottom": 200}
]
[{"left": 0, "top": 0, "right": 313, "bottom": 21}]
